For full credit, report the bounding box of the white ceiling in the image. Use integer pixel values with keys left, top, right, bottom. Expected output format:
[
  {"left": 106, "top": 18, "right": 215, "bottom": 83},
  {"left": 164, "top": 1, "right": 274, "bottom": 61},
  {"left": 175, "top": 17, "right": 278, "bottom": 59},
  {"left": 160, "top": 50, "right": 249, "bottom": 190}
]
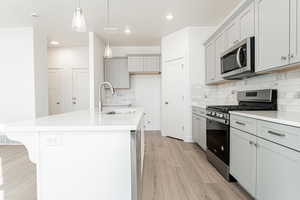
[{"left": 2, "top": 0, "right": 242, "bottom": 46}]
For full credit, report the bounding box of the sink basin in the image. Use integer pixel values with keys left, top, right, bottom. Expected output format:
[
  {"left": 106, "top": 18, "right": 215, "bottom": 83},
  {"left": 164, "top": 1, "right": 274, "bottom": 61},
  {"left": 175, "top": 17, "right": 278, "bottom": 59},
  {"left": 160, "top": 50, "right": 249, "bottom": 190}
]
[{"left": 103, "top": 108, "right": 136, "bottom": 115}]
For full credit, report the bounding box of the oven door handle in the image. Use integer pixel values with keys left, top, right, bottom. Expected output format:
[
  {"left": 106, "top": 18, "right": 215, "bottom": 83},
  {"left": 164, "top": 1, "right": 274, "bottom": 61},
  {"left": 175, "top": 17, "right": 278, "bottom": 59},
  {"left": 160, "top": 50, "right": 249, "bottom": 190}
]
[
  {"left": 206, "top": 116, "right": 228, "bottom": 125},
  {"left": 236, "top": 47, "right": 242, "bottom": 68}
]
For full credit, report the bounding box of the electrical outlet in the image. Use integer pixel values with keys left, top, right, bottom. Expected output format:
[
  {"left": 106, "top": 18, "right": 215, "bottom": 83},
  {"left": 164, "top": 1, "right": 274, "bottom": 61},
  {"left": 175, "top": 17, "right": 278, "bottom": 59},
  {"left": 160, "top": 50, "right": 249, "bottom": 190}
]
[{"left": 44, "top": 135, "right": 62, "bottom": 147}]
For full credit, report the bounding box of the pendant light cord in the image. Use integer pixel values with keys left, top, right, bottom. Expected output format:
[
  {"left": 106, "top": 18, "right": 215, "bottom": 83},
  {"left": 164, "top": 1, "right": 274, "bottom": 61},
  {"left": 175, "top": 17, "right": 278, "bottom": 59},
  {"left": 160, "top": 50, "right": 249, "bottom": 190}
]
[{"left": 106, "top": 0, "right": 110, "bottom": 26}]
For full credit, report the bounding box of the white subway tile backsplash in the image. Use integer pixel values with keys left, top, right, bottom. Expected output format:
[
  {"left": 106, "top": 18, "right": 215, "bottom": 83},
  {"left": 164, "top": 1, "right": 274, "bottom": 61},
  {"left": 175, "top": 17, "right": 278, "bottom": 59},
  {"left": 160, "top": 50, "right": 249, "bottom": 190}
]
[{"left": 192, "top": 68, "right": 300, "bottom": 112}]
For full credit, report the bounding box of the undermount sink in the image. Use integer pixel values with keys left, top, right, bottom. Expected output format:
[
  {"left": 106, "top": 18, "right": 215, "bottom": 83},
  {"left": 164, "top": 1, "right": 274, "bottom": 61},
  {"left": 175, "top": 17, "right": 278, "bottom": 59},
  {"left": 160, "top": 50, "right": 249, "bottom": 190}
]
[{"left": 103, "top": 108, "right": 136, "bottom": 115}]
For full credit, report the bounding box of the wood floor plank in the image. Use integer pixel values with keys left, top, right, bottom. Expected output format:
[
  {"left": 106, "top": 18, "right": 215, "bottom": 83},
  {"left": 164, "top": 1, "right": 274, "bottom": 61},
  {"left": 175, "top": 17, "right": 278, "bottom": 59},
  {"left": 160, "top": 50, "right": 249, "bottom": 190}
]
[{"left": 142, "top": 132, "right": 253, "bottom": 200}]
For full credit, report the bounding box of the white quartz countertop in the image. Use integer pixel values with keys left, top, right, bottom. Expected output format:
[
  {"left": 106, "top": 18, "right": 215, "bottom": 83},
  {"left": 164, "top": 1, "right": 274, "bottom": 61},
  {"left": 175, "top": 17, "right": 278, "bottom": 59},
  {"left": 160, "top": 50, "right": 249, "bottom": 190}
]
[
  {"left": 192, "top": 102, "right": 207, "bottom": 109},
  {"left": 230, "top": 110, "right": 300, "bottom": 128},
  {"left": 3, "top": 107, "right": 144, "bottom": 133}
]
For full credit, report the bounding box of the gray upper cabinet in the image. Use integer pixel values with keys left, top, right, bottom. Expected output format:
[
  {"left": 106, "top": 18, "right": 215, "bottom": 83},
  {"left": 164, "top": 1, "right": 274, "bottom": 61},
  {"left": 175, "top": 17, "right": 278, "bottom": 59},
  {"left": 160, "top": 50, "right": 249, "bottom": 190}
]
[
  {"left": 255, "top": 0, "right": 290, "bottom": 72},
  {"left": 205, "top": 1, "right": 255, "bottom": 85},
  {"left": 205, "top": 41, "right": 216, "bottom": 84},
  {"left": 105, "top": 58, "right": 130, "bottom": 89},
  {"left": 128, "top": 55, "right": 161, "bottom": 73},
  {"left": 225, "top": 19, "right": 240, "bottom": 49},
  {"left": 215, "top": 32, "right": 226, "bottom": 82},
  {"left": 239, "top": 2, "right": 255, "bottom": 40},
  {"left": 290, "top": 0, "right": 300, "bottom": 64}
]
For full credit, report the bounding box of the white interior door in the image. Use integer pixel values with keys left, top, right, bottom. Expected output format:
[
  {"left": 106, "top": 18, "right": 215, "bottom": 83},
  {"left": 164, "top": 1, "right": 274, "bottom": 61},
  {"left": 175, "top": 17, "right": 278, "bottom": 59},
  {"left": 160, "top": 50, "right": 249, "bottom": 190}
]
[
  {"left": 48, "top": 69, "right": 65, "bottom": 115},
  {"left": 72, "top": 69, "right": 89, "bottom": 111},
  {"left": 162, "top": 59, "right": 185, "bottom": 140}
]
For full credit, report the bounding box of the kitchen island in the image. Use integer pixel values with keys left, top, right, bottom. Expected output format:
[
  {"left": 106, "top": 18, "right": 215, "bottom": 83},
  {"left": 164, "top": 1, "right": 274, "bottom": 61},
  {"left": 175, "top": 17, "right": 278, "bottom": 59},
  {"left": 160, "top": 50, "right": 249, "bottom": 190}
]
[{"left": 3, "top": 108, "right": 144, "bottom": 200}]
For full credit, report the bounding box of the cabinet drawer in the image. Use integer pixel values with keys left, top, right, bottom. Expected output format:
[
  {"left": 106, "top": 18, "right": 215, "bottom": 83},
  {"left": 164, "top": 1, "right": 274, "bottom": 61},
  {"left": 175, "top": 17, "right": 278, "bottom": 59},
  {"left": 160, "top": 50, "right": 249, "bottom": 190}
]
[
  {"left": 230, "top": 115, "right": 257, "bottom": 135},
  {"left": 257, "top": 121, "right": 300, "bottom": 152}
]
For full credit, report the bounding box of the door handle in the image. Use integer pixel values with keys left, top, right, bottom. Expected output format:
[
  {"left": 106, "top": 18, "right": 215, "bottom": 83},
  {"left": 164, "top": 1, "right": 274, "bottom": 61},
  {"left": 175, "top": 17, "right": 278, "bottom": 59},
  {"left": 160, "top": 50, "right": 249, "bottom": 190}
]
[
  {"left": 56, "top": 102, "right": 60, "bottom": 105},
  {"left": 72, "top": 102, "right": 76, "bottom": 105},
  {"left": 165, "top": 101, "right": 169, "bottom": 105},
  {"left": 235, "top": 121, "right": 246, "bottom": 126},
  {"left": 236, "top": 47, "right": 242, "bottom": 68},
  {"left": 267, "top": 130, "right": 285, "bottom": 137}
]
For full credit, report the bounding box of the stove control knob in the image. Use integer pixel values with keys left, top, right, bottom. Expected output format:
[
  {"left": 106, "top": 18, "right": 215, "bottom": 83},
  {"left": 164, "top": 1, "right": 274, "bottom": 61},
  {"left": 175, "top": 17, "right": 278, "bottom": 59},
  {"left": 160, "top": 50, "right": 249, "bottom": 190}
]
[{"left": 219, "top": 114, "right": 224, "bottom": 118}]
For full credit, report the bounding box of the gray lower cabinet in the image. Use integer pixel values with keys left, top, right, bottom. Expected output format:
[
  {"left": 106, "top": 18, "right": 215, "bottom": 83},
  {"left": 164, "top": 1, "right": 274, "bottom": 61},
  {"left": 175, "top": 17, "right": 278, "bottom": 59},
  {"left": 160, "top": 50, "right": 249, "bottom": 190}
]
[
  {"left": 192, "top": 111, "right": 206, "bottom": 150},
  {"left": 256, "top": 137, "right": 300, "bottom": 200},
  {"left": 230, "top": 128, "right": 256, "bottom": 197},
  {"left": 230, "top": 114, "right": 300, "bottom": 200}
]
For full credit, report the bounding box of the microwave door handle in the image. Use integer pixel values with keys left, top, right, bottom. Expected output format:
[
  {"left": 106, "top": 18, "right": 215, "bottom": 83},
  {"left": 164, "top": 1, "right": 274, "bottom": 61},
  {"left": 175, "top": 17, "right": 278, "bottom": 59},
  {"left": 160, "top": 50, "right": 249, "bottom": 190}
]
[{"left": 236, "top": 47, "right": 242, "bottom": 68}]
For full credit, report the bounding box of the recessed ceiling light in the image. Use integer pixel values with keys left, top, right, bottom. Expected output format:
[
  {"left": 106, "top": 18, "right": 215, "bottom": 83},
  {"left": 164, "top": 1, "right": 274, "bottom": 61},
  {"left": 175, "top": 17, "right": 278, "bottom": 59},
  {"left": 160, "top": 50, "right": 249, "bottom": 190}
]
[
  {"left": 166, "top": 13, "right": 174, "bottom": 21},
  {"left": 124, "top": 27, "right": 131, "bottom": 35},
  {"left": 50, "top": 41, "right": 60, "bottom": 46}
]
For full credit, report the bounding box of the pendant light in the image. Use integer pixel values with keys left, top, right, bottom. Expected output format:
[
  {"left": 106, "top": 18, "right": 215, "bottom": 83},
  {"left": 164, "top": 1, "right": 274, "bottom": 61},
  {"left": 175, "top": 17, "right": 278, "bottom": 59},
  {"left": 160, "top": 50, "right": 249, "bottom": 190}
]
[
  {"left": 104, "top": 41, "right": 112, "bottom": 58},
  {"left": 104, "top": 0, "right": 113, "bottom": 58},
  {"left": 72, "top": 0, "right": 87, "bottom": 32}
]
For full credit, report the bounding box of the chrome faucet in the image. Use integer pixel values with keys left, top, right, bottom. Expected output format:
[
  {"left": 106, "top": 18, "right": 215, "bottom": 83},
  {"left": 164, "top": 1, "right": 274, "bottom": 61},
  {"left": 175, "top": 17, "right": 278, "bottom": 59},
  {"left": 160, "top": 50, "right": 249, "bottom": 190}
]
[{"left": 99, "top": 82, "right": 115, "bottom": 112}]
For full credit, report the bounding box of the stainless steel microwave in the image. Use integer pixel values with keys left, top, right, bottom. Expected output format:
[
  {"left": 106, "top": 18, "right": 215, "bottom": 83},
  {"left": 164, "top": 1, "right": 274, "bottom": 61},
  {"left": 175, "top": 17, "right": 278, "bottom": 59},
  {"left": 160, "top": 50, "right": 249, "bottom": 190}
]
[{"left": 221, "top": 37, "right": 255, "bottom": 80}]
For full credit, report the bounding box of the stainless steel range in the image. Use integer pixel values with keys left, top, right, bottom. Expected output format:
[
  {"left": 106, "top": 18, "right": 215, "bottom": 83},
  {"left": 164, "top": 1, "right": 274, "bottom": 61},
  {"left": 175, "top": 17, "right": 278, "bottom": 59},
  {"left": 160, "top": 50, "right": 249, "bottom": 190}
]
[{"left": 206, "top": 89, "right": 277, "bottom": 181}]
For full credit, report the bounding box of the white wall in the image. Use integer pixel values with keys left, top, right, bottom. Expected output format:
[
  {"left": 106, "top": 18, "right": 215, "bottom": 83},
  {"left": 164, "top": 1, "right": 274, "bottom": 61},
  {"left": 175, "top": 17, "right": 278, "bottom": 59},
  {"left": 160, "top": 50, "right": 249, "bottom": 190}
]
[
  {"left": 0, "top": 27, "right": 48, "bottom": 124},
  {"left": 104, "top": 46, "right": 161, "bottom": 131},
  {"left": 89, "top": 32, "right": 105, "bottom": 111},
  {"left": 48, "top": 46, "right": 88, "bottom": 67},
  {"left": 34, "top": 21, "right": 49, "bottom": 118}
]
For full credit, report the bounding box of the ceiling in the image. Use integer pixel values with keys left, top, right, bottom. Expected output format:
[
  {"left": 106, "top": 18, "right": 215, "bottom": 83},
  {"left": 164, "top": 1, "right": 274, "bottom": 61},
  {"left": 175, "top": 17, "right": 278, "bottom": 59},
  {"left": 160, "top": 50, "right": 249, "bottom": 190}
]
[{"left": 2, "top": 0, "right": 242, "bottom": 46}]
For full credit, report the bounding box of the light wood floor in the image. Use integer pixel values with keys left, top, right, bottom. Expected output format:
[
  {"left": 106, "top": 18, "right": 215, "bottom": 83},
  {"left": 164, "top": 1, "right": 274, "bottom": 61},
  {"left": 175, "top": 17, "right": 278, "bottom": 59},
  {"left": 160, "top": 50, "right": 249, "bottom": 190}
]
[
  {"left": 0, "top": 145, "right": 36, "bottom": 200},
  {"left": 142, "top": 133, "right": 253, "bottom": 200}
]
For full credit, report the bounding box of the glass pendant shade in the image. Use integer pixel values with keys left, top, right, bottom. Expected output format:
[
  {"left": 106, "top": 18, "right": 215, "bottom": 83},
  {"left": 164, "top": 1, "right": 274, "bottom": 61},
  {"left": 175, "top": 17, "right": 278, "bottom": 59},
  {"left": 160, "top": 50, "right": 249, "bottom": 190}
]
[
  {"left": 72, "top": 7, "right": 87, "bottom": 32},
  {"left": 104, "top": 42, "right": 112, "bottom": 58}
]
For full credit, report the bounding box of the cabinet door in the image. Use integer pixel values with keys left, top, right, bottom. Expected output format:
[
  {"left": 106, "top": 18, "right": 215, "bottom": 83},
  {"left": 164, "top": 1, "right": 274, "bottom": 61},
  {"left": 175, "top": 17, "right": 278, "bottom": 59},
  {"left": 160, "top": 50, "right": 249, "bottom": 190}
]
[
  {"left": 255, "top": 0, "right": 290, "bottom": 72},
  {"left": 199, "top": 116, "right": 207, "bottom": 150},
  {"left": 105, "top": 58, "right": 130, "bottom": 89},
  {"left": 215, "top": 33, "right": 225, "bottom": 81},
  {"left": 257, "top": 138, "right": 300, "bottom": 200},
  {"left": 192, "top": 115, "right": 200, "bottom": 144},
  {"left": 290, "top": 0, "right": 300, "bottom": 64},
  {"left": 230, "top": 128, "right": 257, "bottom": 197},
  {"left": 225, "top": 20, "right": 240, "bottom": 49},
  {"left": 205, "top": 41, "right": 216, "bottom": 84},
  {"left": 239, "top": 2, "right": 255, "bottom": 40}
]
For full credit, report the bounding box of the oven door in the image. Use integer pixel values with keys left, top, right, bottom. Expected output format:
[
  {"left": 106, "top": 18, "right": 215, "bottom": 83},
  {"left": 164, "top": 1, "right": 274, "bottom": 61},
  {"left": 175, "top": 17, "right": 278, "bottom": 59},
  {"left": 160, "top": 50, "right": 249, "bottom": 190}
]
[{"left": 206, "top": 116, "right": 230, "bottom": 165}]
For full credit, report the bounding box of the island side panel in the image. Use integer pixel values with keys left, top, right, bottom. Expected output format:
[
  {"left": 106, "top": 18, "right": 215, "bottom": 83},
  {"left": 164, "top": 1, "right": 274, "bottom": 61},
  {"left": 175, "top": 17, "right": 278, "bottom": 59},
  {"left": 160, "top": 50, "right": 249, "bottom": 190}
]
[{"left": 39, "top": 131, "right": 132, "bottom": 200}]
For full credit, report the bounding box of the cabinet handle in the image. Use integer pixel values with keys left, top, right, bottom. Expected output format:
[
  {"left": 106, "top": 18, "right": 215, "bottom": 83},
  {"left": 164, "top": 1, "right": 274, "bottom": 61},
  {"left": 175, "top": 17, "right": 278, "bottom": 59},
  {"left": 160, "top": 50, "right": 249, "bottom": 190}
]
[
  {"left": 165, "top": 101, "right": 169, "bottom": 105},
  {"left": 290, "top": 54, "right": 294, "bottom": 59},
  {"left": 235, "top": 121, "right": 246, "bottom": 126},
  {"left": 56, "top": 102, "right": 60, "bottom": 105},
  {"left": 249, "top": 141, "right": 254, "bottom": 145},
  {"left": 281, "top": 56, "right": 287, "bottom": 60},
  {"left": 267, "top": 130, "right": 285, "bottom": 137}
]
